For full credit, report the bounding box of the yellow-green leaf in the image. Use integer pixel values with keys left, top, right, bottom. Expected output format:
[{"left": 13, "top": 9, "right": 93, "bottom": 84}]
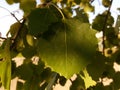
[{"left": 37, "top": 19, "right": 97, "bottom": 78}]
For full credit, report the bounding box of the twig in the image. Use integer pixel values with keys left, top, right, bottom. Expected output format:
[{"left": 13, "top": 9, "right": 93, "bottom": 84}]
[
  {"left": 0, "top": 36, "right": 7, "bottom": 40},
  {"left": 102, "top": 0, "right": 113, "bottom": 55},
  {"left": 0, "top": 6, "right": 20, "bottom": 23},
  {"left": 0, "top": 36, "right": 14, "bottom": 40}
]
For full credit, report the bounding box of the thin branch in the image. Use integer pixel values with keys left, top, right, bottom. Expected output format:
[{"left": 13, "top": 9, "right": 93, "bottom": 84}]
[
  {"left": 0, "top": 6, "right": 20, "bottom": 23},
  {"left": 0, "top": 36, "right": 14, "bottom": 40},
  {"left": 102, "top": 0, "right": 113, "bottom": 55},
  {"left": 0, "top": 36, "right": 7, "bottom": 40}
]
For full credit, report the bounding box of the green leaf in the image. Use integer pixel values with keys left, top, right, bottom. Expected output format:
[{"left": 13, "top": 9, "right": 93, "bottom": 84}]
[
  {"left": 20, "top": 0, "right": 36, "bottom": 14},
  {"left": 13, "top": 0, "right": 20, "bottom": 3},
  {"left": 21, "top": 46, "right": 37, "bottom": 58},
  {"left": 74, "top": 9, "right": 89, "bottom": 23},
  {"left": 92, "top": 14, "right": 106, "bottom": 31},
  {"left": 59, "top": 76, "right": 67, "bottom": 86},
  {"left": 74, "top": 0, "right": 81, "bottom": 4},
  {"left": 87, "top": 52, "right": 107, "bottom": 81},
  {"left": 92, "top": 11, "right": 114, "bottom": 31},
  {"left": 15, "top": 62, "right": 33, "bottom": 80},
  {"left": 7, "top": 22, "right": 21, "bottom": 39},
  {"left": 5, "top": 0, "right": 20, "bottom": 4},
  {"left": 15, "top": 60, "right": 46, "bottom": 90},
  {"left": 5, "top": 0, "right": 14, "bottom": 4},
  {"left": 0, "top": 38, "right": 11, "bottom": 90},
  {"left": 37, "top": 19, "right": 97, "bottom": 78},
  {"left": 102, "top": 0, "right": 111, "bottom": 7},
  {"left": 28, "top": 7, "right": 60, "bottom": 37},
  {"left": 9, "top": 22, "right": 28, "bottom": 52},
  {"left": 70, "top": 74, "right": 85, "bottom": 90},
  {"left": 113, "top": 72, "right": 120, "bottom": 89},
  {"left": 80, "top": 69, "right": 96, "bottom": 89},
  {"left": 22, "top": 79, "right": 40, "bottom": 90},
  {"left": 88, "top": 83, "right": 113, "bottom": 90}
]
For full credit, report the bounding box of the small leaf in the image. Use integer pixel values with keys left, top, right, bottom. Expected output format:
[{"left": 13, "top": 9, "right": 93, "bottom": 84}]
[
  {"left": 70, "top": 74, "right": 85, "bottom": 90},
  {"left": 92, "top": 14, "right": 106, "bottom": 31},
  {"left": 102, "top": 0, "right": 111, "bottom": 7},
  {"left": 15, "top": 62, "right": 33, "bottom": 80},
  {"left": 41, "top": 67, "right": 52, "bottom": 81},
  {"left": 80, "top": 69, "right": 96, "bottom": 89},
  {"left": 20, "top": 0, "right": 36, "bottom": 14},
  {"left": 87, "top": 83, "right": 113, "bottom": 90},
  {"left": 28, "top": 7, "right": 60, "bottom": 37},
  {"left": 7, "top": 22, "right": 21, "bottom": 38},
  {"left": 59, "top": 76, "right": 67, "bottom": 86},
  {"left": 26, "top": 34, "right": 34, "bottom": 46},
  {"left": 74, "top": 9, "right": 89, "bottom": 23},
  {"left": 21, "top": 46, "right": 37, "bottom": 58},
  {"left": 84, "top": 3, "right": 94, "bottom": 12},
  {"left": 74, "top": 0, "right": 81, "bottom": 4},
  {"left": 5, "top": 0, "right": 14, "bottom": 4},
  {"left": 92, "top": 11, "right": 114, "bottom": 31},
  {"left": 13, "top": 0, "right": 20, "bottom": 3}
]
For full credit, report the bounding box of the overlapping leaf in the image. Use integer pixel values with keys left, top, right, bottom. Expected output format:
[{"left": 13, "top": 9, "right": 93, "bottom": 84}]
[
  {"left": 28, "top": 6, "right": 61, "bottom": 37},
  {"left": 37, "top": 19, "right": 97, "bottom": 78}
]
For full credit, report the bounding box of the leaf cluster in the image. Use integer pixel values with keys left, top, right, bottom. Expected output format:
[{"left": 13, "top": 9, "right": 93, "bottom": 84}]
[{"left": 1, "top": 0, "right": 120, "bottom": 90}]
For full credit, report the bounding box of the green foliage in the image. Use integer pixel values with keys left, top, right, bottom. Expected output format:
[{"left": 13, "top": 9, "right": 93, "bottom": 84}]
[
  {"left": 0, "top": 39, "right": 11, "bottom": 90},
  {"left": 92, "top": 11, "right": 114, "bottom": 31},
  {"left": 70, "top": 74, "right": 85, "bottom": 90},
  {"left": 102, "top": 0, "right": 111, "bottom": 7},
  {"left": 6, "top": 0, "right": 14, "bottom": 4},
  {"left": 87, "top": 83, "right": 113, "bottom": 90},
  {"left": 1, "top": 0, "right": 120, "bottom": 90},
  {"left": 28, "top": 7, "right": 61, "bottom": 37},
  {"left": 20, "top": 0, "right": 36, "bottom": 15}
]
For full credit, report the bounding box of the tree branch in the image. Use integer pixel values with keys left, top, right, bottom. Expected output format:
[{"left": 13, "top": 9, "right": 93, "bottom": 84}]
[
  {"left": 102, "top": 0, "right": 113, "bottom": 55},
  {"left": 0, "top": 6, "right": 20, "bottom": 23}
]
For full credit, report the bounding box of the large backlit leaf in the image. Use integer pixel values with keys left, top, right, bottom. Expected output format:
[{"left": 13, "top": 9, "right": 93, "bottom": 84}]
[
  {"left": 37, "top": 19, "right": 97, "bottom": 78},
  {"left": 0, "top": 39, "right": 11, "bottom": 90}
]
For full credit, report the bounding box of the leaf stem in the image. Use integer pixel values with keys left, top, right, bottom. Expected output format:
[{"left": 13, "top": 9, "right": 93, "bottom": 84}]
[{"left": 50, "top": 3, "right": 65, "bottom": 20}]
